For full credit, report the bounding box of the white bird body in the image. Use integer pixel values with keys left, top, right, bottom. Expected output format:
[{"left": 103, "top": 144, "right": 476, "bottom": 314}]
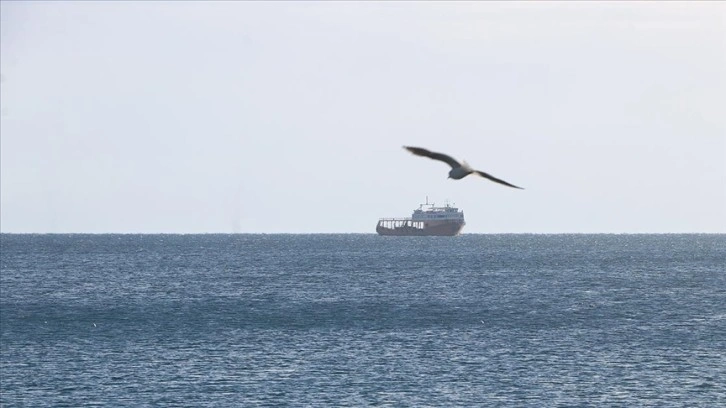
[
  {"left": 404, "top": 146, "right": 524, "bottom": 189},
  {"left": 448, "top": 162, "right": 472, "bottom": 180}
]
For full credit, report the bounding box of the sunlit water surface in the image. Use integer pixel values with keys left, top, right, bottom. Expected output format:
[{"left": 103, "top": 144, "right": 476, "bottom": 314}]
[{"left": 1, "top": 234, "right": 724, "bottom": 406}]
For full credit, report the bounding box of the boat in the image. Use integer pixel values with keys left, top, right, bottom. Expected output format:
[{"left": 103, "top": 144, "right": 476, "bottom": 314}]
[{"left": 376, "top": 198, "right": 465, "bottom": 236}]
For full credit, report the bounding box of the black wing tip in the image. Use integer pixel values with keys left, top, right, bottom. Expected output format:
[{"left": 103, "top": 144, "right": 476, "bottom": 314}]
[
  {"left": 403, "top": 146, "right": 428, "bottom": 155},
  {"left": 498, "top": 182, "right": 525, "bottom": 190}
]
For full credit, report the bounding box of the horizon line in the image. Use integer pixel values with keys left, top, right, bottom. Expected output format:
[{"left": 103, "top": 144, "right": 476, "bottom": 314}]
[{"left": 1, "top": 232, "right": 724, "bottom": 235}]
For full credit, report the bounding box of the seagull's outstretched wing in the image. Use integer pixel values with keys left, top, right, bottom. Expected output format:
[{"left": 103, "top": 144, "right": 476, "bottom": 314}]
[
  {"left": 473, "top": 170, "right": 524, "bottom": 189},
  {"left": 403, "top": 146, "right": 461, "bottom": 169}
]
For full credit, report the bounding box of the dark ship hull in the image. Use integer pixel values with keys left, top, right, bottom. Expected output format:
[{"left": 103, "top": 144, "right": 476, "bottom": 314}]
[{"left": 376, "top": 220, "right": 464, "bottom": 236}]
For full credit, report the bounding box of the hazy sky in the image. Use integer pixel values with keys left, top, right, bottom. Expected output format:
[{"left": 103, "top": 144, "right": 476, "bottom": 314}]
[{"left": 1, "top": 1, "right": 724, "bottom": 233}]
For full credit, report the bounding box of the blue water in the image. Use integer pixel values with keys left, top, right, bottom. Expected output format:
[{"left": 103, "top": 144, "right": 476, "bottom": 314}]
[{"left": 1, "top": 234, "right": 724, "bottom": 406}]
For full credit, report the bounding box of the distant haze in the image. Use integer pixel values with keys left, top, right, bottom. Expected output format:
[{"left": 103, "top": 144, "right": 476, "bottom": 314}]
[{"left": 1, "top": 2, "right": 724, "bottom": 233}]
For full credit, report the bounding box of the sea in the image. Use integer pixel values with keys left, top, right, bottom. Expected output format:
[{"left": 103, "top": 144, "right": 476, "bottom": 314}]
[{"left": 1, "top": 234, "right": 724, "bottom": 407}]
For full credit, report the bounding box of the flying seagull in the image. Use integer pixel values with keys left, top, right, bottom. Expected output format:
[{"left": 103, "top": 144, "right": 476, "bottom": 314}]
[{"left": 403, "top": 146, "right": 524, "bottom": 189}]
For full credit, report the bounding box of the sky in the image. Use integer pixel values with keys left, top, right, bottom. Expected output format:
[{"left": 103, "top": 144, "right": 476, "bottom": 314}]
[{"left": 1, "top": 1, "right": 724, "bottom": 234}]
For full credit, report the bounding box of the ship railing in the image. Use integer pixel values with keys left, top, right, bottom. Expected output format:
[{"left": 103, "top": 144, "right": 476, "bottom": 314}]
[{"left": 376, "top": 218, "right": 425, "bottom": 230}]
